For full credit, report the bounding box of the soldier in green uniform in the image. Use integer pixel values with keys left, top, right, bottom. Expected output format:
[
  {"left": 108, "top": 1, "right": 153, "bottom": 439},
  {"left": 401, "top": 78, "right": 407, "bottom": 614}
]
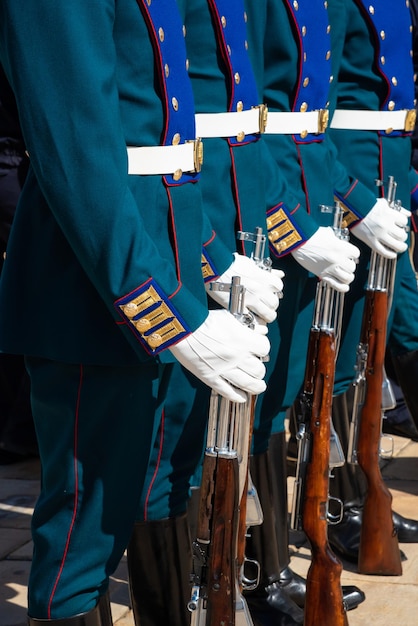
[
  {"left": 242, "top": 0, "right": 412, "bottom": 618},
  {"left": 126, "top": 2, "right": 362, "bottom": 625},
  {"left": 324, "top": 0, "right": 418, "bottom": 562},
  {"left": 0, "top": 1, "right": 274, "bottom": 624}
]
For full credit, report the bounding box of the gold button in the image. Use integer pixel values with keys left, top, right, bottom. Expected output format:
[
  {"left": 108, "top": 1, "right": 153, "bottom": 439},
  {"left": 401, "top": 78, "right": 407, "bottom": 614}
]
[
  {"left": 293, "top": 0, "right": 299, "bottom": 9},
  {"left": 380, "top": 30, "right": 385, "bottom": 40},
  {"left": 369, "top": 5, "right": 375, "bottom": 15},
  {"left": 234, "top": 72, "right": 240, "bottom": 84},
  {"left": 173, "top": 169, "right": 182, "bottom": 181},
  {"left": 221, "top": 15, "right": 227, "bottom": 28},
  {"left": 300, "top": 102, "right": 308, "bottom": 112},
  {"left": 124, "top": 302, "right": 138, "bottom": 318},
  {"left": 2, "top": 251, "right": 5, "bottom": 260},
  {"left": 159, "top": 27, "right": 164, "bottom": 42},
  {"left": 326, "top": 50, "right": 331, "bottom": 60},
  {"left": 245, "top": 39, "right": 248, "bottom": 50},
  {"left": 227, "top": 44, "right": 231, "bottom": 56},
  {"left": 329, "top": 75, "right": 334, "bottom": 83},
  {"left": 303, "top": 77, "right": 309, "bottom": 87},
  {"left": 237, "top": 101, "right": 243, "bottom": 112},
  {"left": 186, "top": 59, "right": 189, "bottom": 71},
  {"left": 324, "top": 1, "right": 328, "bottom": 7},
  {"left": 302, "top": 25, "right": 307, "bottom": 36},
  {"left": 135, "top": 318, "right": 151, "bottom": 332},
  {"left": 148, "top": 333, "right": 163, "bottom": 349},
  {"left": 237, "top": 131, "right": 245, "bottom": 142},
  {"left": 392, "top": 76, "right": 398, "bottom": 86},
  {"left": 146, "top": 0, "right": 151, "bottom": 5},
  {"left": 172, "top": 97, "right": 179, "bottom": 111},
  {"left": 388, "top": 100, "right": 395, "bottom": 111},
  {"left": 385, "top": 128, "right": 393, "bottom": 134},
  {"left": 165, "top": 64, "right": 169, "bottom": 78},
  {"left": 271, "top": 229, "right": 279, "bottom": 239},
  {"left": 172, "top": 133, "right": 180, "bottom": 145},
  {"left": 381, "top": 56, "right": 385, "bottom": 65},
  {"left": 300, "top": 130, "right": 308, "bottom": 138},
  {"left": 244, "top": 11, "right": 247, "bottom": 22},
  {"left": 303, "top": 52, "right": 307, "bottom": 62},
  {"left": 183, "top": 24, "right": 186, "bottom": 37},
  {"left": 327, "top": 25, "right": 331, "bottom": 34}
]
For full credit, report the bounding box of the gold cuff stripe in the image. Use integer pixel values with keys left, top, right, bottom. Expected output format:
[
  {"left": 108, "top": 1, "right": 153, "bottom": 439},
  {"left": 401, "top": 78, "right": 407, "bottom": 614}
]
[
  {"left": 267, "top": 207, "right": 303, "bottom": 254},
  {"left": 201, "top": 251, "right": 217, "bottom": 282},
  {"left": 117, "top": 282, "right": 188, "bottom": 352},
  {"left": 333, "top": 195, "right": 360, "bottom": 229}
]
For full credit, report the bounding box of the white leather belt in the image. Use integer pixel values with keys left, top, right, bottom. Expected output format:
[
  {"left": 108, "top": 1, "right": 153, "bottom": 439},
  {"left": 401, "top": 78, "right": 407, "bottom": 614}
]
[
  {"left": 330, "top": 109, "right": 416, "bottom": 132},
  {"left": 127, "top": 139, "right": 203, "bottom": 176},
  {"left": 195, "top": 105, "right": 267, "bottom": 138},
  {"left": 265, "top": 110, "right": 329, "bottom": 135}
]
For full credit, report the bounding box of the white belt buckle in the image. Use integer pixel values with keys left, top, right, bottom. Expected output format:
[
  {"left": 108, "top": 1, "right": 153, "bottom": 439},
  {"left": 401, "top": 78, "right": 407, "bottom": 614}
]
[{"left": 127, "top": 140, "right": 202, "bottom": 176}]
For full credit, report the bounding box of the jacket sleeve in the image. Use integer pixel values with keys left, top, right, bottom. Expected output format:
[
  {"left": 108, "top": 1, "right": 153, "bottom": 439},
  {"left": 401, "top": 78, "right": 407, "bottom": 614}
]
[{"left": 0, "top": 0, "right": 210, "bottom": 357}]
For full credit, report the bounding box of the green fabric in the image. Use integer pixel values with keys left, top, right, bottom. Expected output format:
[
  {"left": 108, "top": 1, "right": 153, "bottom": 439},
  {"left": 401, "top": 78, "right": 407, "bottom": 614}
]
[
  {"left": 0, "top": 0, "right": 210, "bottom": 365},
  {"left": 26, "top": 356, "right": 165, "bottom": 618}
]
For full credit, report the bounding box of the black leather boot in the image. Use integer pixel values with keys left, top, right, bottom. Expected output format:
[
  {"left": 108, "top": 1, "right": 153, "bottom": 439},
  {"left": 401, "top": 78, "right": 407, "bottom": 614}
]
[
  {"left": 127, "top": 514, "right": 192, "bottom": 626},
  {"left": 245, "top": 450, "right": 304, "bottom": 625},
  {"left": 28, "top": 593, "right": 113, "bottom": 625},
  {"left": 269, "top": 432, "right": 306, "bottom": 609},
  {"left": 389, "top": 349, "right": 418, "bottom": 432}
]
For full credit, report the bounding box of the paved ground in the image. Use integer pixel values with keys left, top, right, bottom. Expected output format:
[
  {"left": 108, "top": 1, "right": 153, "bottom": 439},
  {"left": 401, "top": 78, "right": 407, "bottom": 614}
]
[{"left": 0, "top": 434, "right": 417, "bottom": 625}]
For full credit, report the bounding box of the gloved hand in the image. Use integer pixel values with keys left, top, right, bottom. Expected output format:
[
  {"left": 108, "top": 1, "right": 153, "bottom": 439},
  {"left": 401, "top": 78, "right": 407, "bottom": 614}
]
[
  {"left": 169, "top": 309, "right": 269, "bottom": 402},
  {"left": 291, "top": 226, "right": 360, "bottom": 292},
  {"left": 351, "top": 197, "right": 410, "bottom": 259},
  {"left": 206, "top": 253, "right": 284, "bottom": 323}
]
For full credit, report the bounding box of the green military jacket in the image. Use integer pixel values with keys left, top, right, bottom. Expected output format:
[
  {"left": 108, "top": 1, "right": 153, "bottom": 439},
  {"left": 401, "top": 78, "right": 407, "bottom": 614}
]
[
  {"left": 328, "top": 0, "right": 418, "bottom": 211},
  {"left": 177, "top": 0, "right": 304, "bottom": 265},
  {"left": 244, "top": 0, "right": 380, "bottom": 257},
  {"left": 0, "top": 0, "right": 231, "bottom": 366}
]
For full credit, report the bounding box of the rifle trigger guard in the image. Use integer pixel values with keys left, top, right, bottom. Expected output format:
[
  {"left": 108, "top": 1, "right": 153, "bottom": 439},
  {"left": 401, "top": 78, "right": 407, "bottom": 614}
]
[
  {"left": 380, "top": 433, "right": 394, "bottom": 459},
  {"left": 327, "top": 496, "right": 344, "bottom": 525},
  {"left": 241, "top": 557, "right": 260, "bottom": 591}
]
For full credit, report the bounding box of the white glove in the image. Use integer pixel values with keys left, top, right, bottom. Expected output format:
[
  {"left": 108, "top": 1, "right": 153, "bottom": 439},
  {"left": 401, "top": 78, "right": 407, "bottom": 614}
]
[
  {"left": 291, "top": 226, "right": 360, "bottom": 292},
  {"left": 351, "top": 198, "right": 410, "bottom": 259},
  {"left": 206, "top": 253, "right": 284, "bottom": 323},
  {"left": 169, "top": 309, "right": 269, "bottom": 402}
]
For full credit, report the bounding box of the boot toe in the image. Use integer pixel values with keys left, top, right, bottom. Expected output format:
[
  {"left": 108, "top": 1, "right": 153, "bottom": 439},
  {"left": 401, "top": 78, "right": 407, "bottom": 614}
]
[
  {"left": 342, "top": 585, "right": 366, "bottom": 611},
  {"left": 278, "top": 567, "right": 306, "bottom": 608},
  {"left": 393, "top": 511, "right": 418, "bottom": 542},
  {"left": 246, "top": 582, "right": 304, "bottom": 626}
]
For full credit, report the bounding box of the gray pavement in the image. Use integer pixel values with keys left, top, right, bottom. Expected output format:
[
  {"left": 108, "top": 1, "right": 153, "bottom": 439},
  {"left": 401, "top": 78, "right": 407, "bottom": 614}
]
[{"left": 0, "top": 435, "right": 417, "bottom": 626}]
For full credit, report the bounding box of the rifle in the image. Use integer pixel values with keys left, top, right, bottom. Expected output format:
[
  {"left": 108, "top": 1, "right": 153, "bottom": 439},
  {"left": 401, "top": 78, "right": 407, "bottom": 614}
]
[
  {"left": 347, "top": 176, "right": 402, "bottom": 576},
  {"left": 291, "top": 204, "right": 348, "bottom": 626},
  {"left": 236, "top": 226, "right": 272, "bottom": 590},
  {"left": 188, "top": 276, "right": 256, "bottom": 626}
]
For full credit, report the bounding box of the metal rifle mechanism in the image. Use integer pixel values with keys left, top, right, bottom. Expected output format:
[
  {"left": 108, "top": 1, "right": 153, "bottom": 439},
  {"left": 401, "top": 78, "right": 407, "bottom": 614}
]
[{"left": 189, "top": 226, "right": 277, "bottom": 626}]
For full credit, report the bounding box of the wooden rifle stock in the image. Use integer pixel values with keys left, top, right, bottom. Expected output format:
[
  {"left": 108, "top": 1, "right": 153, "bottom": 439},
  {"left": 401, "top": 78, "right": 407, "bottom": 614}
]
[
  {"left": 302, "top": 328, "right": 348, "bottom": 626},
  {"left": 356, "top": 289, "right": 402, "bottom": 575},
  {"left": 206, "top": 455, "right": 239, "bottom": 625}
]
